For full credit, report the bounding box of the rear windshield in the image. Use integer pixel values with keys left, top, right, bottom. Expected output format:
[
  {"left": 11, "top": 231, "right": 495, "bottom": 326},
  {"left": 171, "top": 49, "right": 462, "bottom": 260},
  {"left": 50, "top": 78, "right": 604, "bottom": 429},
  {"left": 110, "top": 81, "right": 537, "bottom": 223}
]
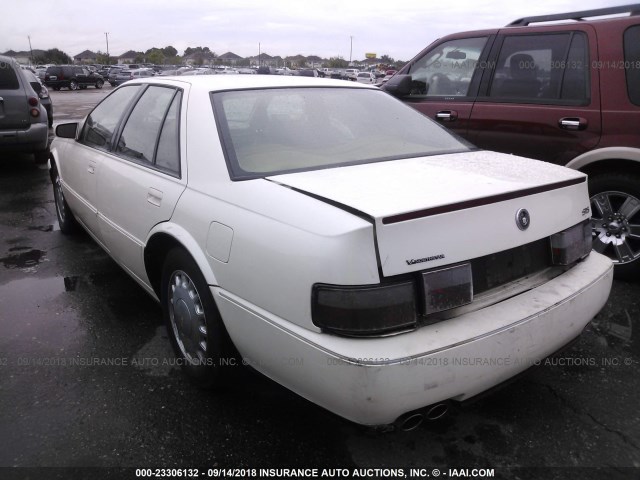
[
  {"left": 212, "top": 87, "right": 471, "bottom": 179},
  {"left": 0, "top": 61, "right": 20, "bottom": 89}
]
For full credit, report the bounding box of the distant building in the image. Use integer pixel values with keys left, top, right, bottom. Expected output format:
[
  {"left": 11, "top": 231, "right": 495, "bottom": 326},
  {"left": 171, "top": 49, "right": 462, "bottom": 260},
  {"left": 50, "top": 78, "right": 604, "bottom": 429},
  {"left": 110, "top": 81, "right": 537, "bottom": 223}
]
[
  {"left": 183, "top": 51, "right": 217, "bottom": 66},
  {"left": 118, "top": 50, "right": 142, "bottom": 64},
  {"left": 74, "top": 50, "right": 98, "bottom": 64},
  {"left": 218, "top": 52, "right": 243, "bottom": 66},
  {"left": 2, "top": 49, "right": 45, "bottom": 65}
]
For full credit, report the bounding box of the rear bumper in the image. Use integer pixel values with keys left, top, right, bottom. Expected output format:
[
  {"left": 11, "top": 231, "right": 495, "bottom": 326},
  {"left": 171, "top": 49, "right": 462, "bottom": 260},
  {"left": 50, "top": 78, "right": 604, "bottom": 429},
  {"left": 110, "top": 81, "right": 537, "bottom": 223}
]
[
  {"left": 214, "top": 252, "right": 613, "bottom": 425},
  {"left": 0, "top": 122, "right": 48, "bottom": 153}
]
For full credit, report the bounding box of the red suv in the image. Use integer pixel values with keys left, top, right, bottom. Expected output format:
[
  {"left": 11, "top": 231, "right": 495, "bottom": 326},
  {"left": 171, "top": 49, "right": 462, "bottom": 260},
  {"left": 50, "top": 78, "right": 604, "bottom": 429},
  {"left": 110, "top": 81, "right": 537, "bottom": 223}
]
[{"left": 385, "top": 5, "right": 640, "bottom": 278}]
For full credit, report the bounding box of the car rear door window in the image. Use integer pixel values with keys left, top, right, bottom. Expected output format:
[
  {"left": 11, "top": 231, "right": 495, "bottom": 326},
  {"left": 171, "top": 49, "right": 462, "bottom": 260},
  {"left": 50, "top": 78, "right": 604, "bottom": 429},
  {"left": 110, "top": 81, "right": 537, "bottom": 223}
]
[
  {"left": 116, "top": 86, "right": 181, "bottom": 176},
  {"left": 80, "top": 85, "right": 142, "bottom": 150},
  {"left": 624, "top": 25, "right": 640, "bottom": 105},
  {"left": 155, "top": 91, "right": 182, "bottom": 175},
  {"left": 489, "top": 32, "right": 589, "bottom": 104},
  {"left": 406, "top": 37, "right": 489, "bottom": 97}
]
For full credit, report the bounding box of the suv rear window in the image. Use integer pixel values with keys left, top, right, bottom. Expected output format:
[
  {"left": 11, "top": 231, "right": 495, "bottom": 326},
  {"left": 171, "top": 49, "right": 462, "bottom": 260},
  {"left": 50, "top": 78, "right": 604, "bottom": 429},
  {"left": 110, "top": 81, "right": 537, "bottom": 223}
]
[
  {"left": 0, "top": 61, "right": 20, "bottom": 89},
  {"left": 623, "top": 25, "right": 640, "bottom": 106}
]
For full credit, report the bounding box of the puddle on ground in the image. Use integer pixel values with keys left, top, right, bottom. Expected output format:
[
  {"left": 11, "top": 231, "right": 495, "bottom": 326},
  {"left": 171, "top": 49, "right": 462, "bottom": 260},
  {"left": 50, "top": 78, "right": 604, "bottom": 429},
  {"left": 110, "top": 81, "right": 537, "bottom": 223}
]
[{"left": 0, "top": 249, "right": 46, "bottom": 270}]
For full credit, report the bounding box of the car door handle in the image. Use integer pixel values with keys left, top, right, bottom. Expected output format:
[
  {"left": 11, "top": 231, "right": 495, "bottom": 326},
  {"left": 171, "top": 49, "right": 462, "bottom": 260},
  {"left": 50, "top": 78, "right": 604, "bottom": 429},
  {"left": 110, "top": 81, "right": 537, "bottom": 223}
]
[
  {"left": 559, "top": 117, "right": 587, "bottom": 131},
  {"left": 436, "top": 110, "right": 458, "bottom": 122},
  {"left": 147, "top": 188, "right": 163, "bottom": 207}
]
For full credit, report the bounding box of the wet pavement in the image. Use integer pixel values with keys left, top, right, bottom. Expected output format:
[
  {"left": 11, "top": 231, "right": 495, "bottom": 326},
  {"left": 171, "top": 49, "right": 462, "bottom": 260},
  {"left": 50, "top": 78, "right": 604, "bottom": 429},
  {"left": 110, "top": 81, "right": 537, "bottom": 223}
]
[{"left": 0, "top": 88, "right": 639, "bottom": 479}]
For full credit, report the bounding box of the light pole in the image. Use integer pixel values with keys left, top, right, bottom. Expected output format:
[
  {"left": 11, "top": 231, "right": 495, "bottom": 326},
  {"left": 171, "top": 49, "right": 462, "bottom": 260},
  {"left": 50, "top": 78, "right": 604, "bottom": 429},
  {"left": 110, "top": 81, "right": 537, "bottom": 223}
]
[
  {"left": 28, "top": 35, "right": 34, "bottom": 65},
  {"left": 349, "top": 35, "right": 353, "bottom": 65},
  {"left": 104, "top": 32, "right": 110, "bottom": 64},
  {"left": 259, "top": 42, "right": 261, "bottom": 66}
]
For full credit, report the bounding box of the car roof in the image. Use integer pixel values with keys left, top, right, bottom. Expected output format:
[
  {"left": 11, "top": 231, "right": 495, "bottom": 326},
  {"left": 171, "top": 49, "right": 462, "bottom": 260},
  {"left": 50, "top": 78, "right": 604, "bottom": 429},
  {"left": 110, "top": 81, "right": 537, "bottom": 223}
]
[{"left": 122, "top": 75, "right": 376, "bottom": 93}]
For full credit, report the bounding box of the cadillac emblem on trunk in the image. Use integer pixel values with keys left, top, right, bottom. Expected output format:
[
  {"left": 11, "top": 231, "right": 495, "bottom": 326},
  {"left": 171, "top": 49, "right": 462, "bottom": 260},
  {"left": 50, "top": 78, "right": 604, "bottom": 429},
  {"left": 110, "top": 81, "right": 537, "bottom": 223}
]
[{"left": 516, "top": 208, "right": 530, "bottom": 231}]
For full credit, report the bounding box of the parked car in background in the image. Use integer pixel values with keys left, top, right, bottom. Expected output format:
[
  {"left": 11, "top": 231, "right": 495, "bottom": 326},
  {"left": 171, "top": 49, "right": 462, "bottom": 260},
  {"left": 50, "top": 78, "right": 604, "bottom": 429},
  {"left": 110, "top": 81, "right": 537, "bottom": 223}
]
[
  {"left": 345, "top": 68, "right": 359, "bottom": 80},
  {"left": 298, "top": 68, "right": 319, "bottom": 77},
  {"left": 44, "top": 65, "right": 104, "bottom": 90},
  {"left": 0, "top": 55, "right": 49, "bottom": 163},
  {"left": 49, "top": 75, "right": 612, "bottom": 427},
  {"left": 112, "top": 68, "right": 153, "bottom": 86},
  {"left": 356, "top": 72, "right": 376, "bottom": 84},
  {"left": 35, "top": 67, "right": 47, "bottom": 81},
  {"left": 257, "top": 66, "right": 277, "bottom": 74},
  {"left": 107, "top": 67, "right": 125, "bottom": 86},
  {"left": 385, "top": 5, "right": 640, "bottom": 278},
  {"left": 22, "top": 70, "right": 53, "bottom": 128}
]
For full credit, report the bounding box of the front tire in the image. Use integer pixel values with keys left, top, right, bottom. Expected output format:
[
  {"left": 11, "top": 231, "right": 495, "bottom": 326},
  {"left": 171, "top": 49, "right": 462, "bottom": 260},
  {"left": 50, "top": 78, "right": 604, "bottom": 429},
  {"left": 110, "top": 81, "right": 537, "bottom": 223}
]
[
  {"left": 95, "top": 80, "right": 104, "bottom": 89},
  {"left": 51, "top": 165, "right": 77, "bottom": 234},
  {"left": 589, "top": 172, "right": 640, "bottom": 280},
  {"left": 69, "top": 80, "right": 79, "bottom": 91},
  {"left": 161, "top": 248, "right": 233, "bottom": 388}
]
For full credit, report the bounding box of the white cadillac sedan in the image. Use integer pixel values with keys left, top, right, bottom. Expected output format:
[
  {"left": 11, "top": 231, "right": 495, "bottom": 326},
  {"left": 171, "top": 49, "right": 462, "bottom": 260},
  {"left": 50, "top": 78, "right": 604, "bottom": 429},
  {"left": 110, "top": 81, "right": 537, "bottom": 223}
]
[{"left": 49, "top": 75, "right": 613, "bottom": 428}]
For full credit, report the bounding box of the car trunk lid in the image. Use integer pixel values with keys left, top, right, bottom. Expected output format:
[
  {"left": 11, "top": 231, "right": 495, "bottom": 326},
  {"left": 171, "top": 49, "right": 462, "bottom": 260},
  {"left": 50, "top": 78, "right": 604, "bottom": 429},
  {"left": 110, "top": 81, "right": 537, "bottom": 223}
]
[{"left": 269, "top": 151, "right": 590, "bottom": 277}]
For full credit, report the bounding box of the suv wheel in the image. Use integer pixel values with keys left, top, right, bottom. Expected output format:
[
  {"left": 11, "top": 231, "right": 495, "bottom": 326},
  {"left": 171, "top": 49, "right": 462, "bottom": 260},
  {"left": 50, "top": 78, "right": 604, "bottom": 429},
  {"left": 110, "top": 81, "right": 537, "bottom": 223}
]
[
  {"left": 69, "top": 80, "right": 79, "bottom": 91},
  {"left": 95, "top": 79, "right": 104, "bottom": 89},
  {"left": 589, "top": 172, "right": 640, "bottom": 279}
]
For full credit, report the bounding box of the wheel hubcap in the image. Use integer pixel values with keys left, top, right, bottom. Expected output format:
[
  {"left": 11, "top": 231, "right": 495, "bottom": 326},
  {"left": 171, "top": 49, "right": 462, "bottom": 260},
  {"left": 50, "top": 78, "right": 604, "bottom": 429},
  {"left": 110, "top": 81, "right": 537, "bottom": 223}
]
[
  {"left": 168, "top": 270, "right": 207, "bottom": 364},
  {"left": 590, "top": 191, "right": 640, "bottom": 265}
]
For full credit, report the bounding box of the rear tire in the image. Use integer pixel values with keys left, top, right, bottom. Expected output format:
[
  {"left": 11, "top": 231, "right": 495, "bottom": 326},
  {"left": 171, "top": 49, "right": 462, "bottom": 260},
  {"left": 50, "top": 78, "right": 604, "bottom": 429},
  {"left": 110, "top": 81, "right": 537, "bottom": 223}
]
[
  {"left": 51, "top": 165, "right": 77, "bottom": 234},
  {"left": 69, "top": 80, "right": 79, "bottom": 91},
  {"left": 589, "top": 172, "right": 640, "bottom": 280},
  {"left": 161, "top": 248, "right": 234, "bottom": 388}
]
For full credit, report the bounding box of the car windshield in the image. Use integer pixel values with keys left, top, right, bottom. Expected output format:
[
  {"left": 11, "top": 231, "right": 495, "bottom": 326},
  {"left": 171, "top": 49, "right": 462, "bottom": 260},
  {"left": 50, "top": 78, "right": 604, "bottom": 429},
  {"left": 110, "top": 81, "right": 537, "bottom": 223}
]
[{"left": 212, "top": 87, "right": 472, "bottom": 179}]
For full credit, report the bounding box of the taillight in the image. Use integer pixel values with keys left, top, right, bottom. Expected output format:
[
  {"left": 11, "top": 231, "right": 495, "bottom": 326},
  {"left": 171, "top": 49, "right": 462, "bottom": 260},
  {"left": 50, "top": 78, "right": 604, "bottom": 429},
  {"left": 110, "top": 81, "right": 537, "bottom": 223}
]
[
  {"left": 312, "top": 281, "right": 418, "bottom": 336},
  {"left": 28, "top": 97, "right": 38, "bottom": 106}
]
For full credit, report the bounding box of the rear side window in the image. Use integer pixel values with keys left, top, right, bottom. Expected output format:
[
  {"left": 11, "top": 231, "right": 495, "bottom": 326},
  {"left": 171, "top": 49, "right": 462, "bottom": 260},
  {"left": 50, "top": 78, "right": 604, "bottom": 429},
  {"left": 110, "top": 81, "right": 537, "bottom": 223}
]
[
  {"left": 406, "top": 37, "right": 489, "bottom": 98},
  {"left": 80, "top": 85, "right": 142, "bottom": 150},
  {"left": 624, "top": 25, "right": 640, "bottom": 105},
  {"left": 0, "top": 62, "right": 20, "bottom": 90},
  {"left": 489, "top": 32, "right": 589, "bottom": 104},
  {"left": 116, "top": 86, "right": 182, "bottom": 176}
]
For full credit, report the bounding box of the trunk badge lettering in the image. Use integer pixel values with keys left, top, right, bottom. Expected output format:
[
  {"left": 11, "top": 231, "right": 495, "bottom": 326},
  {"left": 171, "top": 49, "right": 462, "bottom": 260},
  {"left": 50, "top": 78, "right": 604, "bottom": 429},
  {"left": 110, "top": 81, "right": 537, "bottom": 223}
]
[
  {"left": 516, "top": 208, "right": 530, "bottom": 230},
  {"left": 406, "top": 254, "right": 445, "bottom": 266}
]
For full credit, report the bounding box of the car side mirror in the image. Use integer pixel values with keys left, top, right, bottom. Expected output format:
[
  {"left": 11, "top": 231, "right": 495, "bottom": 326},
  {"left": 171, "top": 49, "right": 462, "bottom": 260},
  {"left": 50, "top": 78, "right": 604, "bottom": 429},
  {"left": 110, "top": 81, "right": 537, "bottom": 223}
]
[
  {"left": 382, "top": 74, "right": 412, "bottom": 97},
  {"left": 56, "top": 123, "right": 79, "bottom": 139}
]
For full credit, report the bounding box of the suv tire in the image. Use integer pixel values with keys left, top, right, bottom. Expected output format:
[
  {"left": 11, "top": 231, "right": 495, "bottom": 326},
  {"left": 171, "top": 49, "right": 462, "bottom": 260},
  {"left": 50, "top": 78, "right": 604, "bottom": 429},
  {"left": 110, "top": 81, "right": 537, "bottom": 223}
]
[
  {"left": 589, "top": 172, "right": 640, "bottom": 280},
  {"left": 69, "top": 80, "right": 79, "bottom": 91},
  {"left": 95, "top": 79, "right": 104, "bottom": 89}
]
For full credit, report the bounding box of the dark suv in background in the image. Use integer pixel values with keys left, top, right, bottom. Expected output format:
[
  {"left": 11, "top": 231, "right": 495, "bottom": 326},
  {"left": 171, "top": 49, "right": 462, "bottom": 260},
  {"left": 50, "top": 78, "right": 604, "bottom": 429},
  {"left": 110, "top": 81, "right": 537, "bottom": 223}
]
[
  {"left": 385, "top": 5, "right": 640, "bottom": 278},
  {"left": 44, "top": 65, "right": 104, "bottom": 90},
  {"left": 0, "top": 55, "right": 49, "bottom": 163}
]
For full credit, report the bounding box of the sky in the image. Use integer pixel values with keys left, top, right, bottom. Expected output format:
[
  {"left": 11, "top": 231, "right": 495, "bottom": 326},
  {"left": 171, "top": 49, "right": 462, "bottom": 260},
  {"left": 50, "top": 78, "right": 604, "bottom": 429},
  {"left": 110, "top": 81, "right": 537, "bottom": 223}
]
[{"left": 2, "top": 0, "right": 625, "bottom": 62}]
